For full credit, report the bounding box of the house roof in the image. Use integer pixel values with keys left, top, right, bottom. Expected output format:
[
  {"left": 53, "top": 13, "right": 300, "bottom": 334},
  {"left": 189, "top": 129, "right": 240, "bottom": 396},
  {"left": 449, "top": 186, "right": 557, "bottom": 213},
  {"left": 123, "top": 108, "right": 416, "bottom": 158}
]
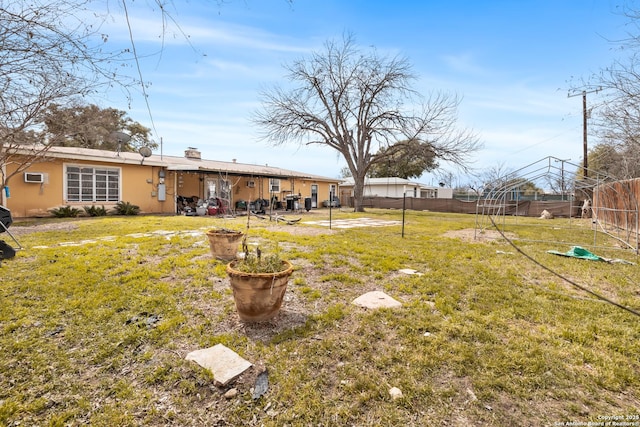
[
  {"left": 339, "top": 176, "right": 445, "bottom": 190},
  {"left": 340, "top": 177, "right": 418, "bottom": 186},
  {"left": 19, "top": 145, "right": 338, "bottom": 181}
]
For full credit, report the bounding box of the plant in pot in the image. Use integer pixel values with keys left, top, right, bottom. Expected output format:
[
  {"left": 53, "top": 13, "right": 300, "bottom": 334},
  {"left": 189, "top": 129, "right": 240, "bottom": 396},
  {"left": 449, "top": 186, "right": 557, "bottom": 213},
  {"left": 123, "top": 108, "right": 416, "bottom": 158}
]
[
  {"left": 226, "top": 242, "right": 294, "bottom": 322},
  {"left": 205, "top": 227, "right": 244, "bottom": 261}
]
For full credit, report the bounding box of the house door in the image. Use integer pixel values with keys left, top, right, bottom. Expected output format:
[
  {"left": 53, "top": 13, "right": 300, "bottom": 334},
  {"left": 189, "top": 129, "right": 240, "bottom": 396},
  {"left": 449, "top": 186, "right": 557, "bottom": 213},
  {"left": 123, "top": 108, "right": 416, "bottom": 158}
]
[
  {"left": 206, "top": 178, "right": 232, "bottom": 210},
  {"left": 311, "top": 185, "right": 318, "bottom": 208}
]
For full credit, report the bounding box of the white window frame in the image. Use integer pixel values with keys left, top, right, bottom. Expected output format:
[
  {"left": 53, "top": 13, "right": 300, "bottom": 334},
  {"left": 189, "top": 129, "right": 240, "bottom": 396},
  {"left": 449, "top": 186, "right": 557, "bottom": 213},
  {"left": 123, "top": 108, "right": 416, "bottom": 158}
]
[
  {"left": 64, "top": 163, "right": 121, "bottom": 203},
  {"left": 269, "top": 178, "right": 280, "bottom": 192}
]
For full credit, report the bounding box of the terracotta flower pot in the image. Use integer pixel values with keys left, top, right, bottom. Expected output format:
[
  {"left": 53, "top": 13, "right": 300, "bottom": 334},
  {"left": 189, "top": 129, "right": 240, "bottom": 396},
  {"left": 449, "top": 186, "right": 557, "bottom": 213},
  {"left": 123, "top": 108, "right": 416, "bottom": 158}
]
[
  {"left": 205, "top": 229, "right": 244, "bottom": 261},
  {"left": 226, "top": 260, "right": 294, "bottom": 322}
]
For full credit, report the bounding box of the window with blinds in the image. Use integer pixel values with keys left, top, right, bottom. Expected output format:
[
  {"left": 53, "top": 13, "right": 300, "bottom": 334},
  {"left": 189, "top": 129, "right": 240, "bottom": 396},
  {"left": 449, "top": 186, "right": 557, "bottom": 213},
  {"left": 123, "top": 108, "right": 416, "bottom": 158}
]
[{"left": 66, "top": 166, "right": 120, "bottom": 202}]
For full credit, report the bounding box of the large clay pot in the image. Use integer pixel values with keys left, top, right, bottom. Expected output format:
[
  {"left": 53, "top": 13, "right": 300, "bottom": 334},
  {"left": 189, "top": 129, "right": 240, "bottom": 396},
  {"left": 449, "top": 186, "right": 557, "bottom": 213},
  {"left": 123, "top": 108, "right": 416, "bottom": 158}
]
[
  {"left": 226, "top": 260, "right": 294, "bottom": 322},
  {"left": 205, "top": 229, "right": 244, "bottom": 261}
]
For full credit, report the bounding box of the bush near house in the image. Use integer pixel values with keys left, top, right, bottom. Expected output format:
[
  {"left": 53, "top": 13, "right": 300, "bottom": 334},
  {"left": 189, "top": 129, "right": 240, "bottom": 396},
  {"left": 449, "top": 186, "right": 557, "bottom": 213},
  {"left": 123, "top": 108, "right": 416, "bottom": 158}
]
[
  {"left": 83, "top": 205, "right": 108, "bottom": 217},
  {"left": 49, "top": 205, "right": 82, "bottom": 218},
  {"left": 112, "top": 201, "right": 140, "bottom": 215}
]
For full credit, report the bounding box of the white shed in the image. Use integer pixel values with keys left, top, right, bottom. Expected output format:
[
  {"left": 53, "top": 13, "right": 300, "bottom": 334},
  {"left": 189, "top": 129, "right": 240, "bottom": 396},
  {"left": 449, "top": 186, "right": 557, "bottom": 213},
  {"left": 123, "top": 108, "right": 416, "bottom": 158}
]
[
  {"left": 339, "top": 177, "right": 453, "bottom": 199},
  {"left": 339, "top": 177, "right": 420, "bottom": 198}
]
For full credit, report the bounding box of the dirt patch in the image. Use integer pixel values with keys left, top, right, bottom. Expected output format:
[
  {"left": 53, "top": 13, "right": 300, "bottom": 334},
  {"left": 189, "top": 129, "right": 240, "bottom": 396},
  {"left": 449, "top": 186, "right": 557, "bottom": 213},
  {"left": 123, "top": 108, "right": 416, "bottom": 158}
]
[
  {"left": 7, "top": 221, "right": 80, "bottom": 236},
  {"left": 443, "top": 228, "right": 515, "bottom": 243},
  {"left": 255, "top": 222, "right": 336, "bottom": 236}
]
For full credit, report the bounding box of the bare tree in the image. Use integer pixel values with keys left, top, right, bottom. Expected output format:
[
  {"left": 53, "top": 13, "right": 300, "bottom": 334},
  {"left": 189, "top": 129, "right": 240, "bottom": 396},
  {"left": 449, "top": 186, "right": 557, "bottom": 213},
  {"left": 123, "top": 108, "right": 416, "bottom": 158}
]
[
  {"left": 589, "top": 58, "right": 640, "bottom": 179},
  {"left": 579, "top": 4, "right": 640, "bottom": 178},
  {"left": 254, "top": 34, "right": 481, "bottom": 212},
  {"left": 434, "top": 169, "right": 457, "bottom": 188},
  {"left": 464, "top": 162, "right": 513, "bottom": 197},
  {"left": 585, "top": 143, "right": 640, "bottom": 180},
  {"left": 0, "top": 0, "right": 143, "bottom": 201}
]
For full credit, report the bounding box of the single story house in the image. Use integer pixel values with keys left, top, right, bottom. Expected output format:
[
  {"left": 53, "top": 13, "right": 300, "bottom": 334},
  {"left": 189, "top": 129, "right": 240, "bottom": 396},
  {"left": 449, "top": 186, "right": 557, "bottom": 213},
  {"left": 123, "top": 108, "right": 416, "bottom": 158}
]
[
  {"left": 339, "top": 177, "right": 453, "bottom": 201},
  {"left": 2, "top": 145, "right": 340, "bottom": 218}
]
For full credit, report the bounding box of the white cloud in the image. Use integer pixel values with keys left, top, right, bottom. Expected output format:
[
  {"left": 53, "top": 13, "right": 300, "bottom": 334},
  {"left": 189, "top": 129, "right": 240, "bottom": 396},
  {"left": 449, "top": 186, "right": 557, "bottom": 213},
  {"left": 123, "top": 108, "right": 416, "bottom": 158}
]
[
  {"left": 441, "top": 52, "right": 489, "bottom": 76},
  {"left": 101, "top": 8, "right": 310, "bottom": 55}
]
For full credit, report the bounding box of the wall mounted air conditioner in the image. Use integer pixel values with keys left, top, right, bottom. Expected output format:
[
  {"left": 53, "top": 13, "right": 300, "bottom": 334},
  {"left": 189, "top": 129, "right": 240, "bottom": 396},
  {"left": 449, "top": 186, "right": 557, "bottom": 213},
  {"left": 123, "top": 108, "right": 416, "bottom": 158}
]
[
  {"left": 24, "top": 172, "right": 45, "bottom": 183},
  {"left": 247, "top": 180, "right": 255, "bottom": 188}
]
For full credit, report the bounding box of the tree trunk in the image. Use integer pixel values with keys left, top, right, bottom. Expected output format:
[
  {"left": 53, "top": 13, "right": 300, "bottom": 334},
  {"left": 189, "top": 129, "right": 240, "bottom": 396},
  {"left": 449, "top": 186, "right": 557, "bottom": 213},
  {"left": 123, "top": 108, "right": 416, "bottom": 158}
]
[{"left": 352, "top": 174, "right": 366, "bottom": 212}]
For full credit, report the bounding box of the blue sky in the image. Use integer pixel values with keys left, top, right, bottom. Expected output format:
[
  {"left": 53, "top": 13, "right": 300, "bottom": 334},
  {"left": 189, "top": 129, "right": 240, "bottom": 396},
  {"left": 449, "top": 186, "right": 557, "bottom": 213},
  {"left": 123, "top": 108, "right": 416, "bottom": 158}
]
[{"left": 97, "top": 0, "right": 630, "bottom": 185}]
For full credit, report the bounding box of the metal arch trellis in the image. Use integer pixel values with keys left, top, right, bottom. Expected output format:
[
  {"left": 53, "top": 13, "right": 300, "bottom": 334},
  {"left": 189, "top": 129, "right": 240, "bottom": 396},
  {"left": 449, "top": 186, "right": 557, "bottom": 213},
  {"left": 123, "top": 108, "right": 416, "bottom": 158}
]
[{"left": 475, "top": 156, "right": 639, "bottom": 254}]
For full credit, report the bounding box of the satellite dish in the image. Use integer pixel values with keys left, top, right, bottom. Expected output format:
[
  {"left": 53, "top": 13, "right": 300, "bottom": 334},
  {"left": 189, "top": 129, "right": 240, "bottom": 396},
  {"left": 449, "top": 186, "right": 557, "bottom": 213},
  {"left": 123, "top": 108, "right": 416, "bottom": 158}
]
[
  {"left": 108, "top": 132, "right": 131, "bottom": 157},
  {"left": 109, "top": 131, "right": 131, "bottom": 143},
  {"left": 139, "top": 146, "right": 152, "bottom": 158},
  {"left": 139, "top": 146, "right": 152, "bottom": 165}
]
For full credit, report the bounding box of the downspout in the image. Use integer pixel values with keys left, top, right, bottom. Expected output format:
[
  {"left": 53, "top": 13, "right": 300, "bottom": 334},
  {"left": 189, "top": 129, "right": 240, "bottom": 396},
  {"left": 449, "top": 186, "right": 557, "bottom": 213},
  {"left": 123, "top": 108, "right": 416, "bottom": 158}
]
[
  {"left": 173, "top": 171, "right": 178, "bottom": 215},
  {"left": 0, "top": 164, "right": 6, "bottom": 206}
]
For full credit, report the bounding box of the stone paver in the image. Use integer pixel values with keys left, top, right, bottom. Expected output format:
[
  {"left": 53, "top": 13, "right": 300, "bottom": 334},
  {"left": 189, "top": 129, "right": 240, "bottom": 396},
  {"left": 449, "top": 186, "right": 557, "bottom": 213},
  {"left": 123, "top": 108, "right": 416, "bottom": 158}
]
[
  {"left": 185, "top": 344, "right": 253, "bottom": 386},
  {"left": 352, "top": 291, "right": 402, "bottom": 309},
  {"left": 398, "top": 268, "right": 424, "bottom": 276}
]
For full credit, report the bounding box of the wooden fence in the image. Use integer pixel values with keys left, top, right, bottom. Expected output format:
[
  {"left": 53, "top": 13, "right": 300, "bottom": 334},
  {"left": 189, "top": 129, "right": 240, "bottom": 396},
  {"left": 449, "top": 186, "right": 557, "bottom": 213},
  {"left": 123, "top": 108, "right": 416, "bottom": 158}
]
[
  {"left": 593, "top": 178, "right": 640, "bottom": 233},
  {"left": 350, "top": 197, "right": 579, "bottom": 218}
]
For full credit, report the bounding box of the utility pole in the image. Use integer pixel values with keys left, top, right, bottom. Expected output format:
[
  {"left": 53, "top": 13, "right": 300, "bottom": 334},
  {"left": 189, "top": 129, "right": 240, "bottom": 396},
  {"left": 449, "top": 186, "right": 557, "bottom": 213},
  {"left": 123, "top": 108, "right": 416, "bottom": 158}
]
[{"left": 568, "top": 88, "right": 601, "bottom": 178}]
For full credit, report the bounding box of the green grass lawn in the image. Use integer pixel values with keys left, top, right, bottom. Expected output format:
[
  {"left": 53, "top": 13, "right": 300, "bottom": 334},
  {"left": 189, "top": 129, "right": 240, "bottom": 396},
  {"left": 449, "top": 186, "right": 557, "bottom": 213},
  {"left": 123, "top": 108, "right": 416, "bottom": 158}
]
[{"left": 1, "top": 210, "right": 639, "bottom": 426}]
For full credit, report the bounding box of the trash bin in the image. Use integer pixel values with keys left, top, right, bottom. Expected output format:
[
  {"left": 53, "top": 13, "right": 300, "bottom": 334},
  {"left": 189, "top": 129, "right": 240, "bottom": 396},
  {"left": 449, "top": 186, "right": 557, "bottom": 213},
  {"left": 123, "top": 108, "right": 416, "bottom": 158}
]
[
  {"left": 286, "top": 198, "right": 294, "bottom": 211},
  {"left": 0, "top": 206, "right": 12, "bottom": 231},
  {"left": 253, "top": 199, "right": 264, "bottom": 214},
  {"left": 304, "top": 197, "right": 312, "bottom": 211},
  {"left": 0, "top": 206, "right": 17, "bottom": 259}
]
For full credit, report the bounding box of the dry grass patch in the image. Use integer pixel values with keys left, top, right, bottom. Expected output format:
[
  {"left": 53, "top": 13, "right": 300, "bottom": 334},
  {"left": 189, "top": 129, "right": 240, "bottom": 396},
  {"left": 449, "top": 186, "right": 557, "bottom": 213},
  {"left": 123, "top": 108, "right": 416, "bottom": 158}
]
[
  {"left": 1, "top": 210, "right": 639, "bottom": 426},
  {"left": 443, "top": 227, "right": 516, "bottom": 242}
]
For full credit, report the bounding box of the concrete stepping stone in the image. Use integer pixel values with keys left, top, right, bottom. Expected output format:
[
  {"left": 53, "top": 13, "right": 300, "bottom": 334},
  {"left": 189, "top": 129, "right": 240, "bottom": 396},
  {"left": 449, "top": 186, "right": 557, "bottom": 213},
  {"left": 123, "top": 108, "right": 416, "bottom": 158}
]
[
  {"left": 398, "top": 268, "right": 423, "bottom": 276},
  {"left": 352, "top": 291, "right": 402, "bottom": 309},
  {"left": 185, "top": 344, "right": 252, "bottom": 386}
]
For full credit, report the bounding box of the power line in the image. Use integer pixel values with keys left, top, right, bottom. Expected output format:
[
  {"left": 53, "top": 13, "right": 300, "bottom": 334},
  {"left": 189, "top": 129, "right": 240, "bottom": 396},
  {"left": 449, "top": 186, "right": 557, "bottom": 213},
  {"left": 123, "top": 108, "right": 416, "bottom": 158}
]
[
  {"left": 122, "top": 0, "right": 160, "bottom": 145},
  {"left": 508, "top": 126, "right": 581, "bottom": 156}
]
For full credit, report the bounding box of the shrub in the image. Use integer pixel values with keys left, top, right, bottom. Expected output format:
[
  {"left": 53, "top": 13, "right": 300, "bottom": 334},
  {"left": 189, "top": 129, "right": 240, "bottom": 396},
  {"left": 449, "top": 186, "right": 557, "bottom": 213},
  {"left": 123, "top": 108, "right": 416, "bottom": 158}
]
[
  {"left": 112, "top": 201, "right": 140, "bottom": 216},
  {"left": 83, "top": 205, "right": 108, "bottom": 217},
  {"left": 234, "top": 247, "right": 286, "bottom": 273},
  {"left": 49, "top": 205, "right": 81, "bottom": 218}
]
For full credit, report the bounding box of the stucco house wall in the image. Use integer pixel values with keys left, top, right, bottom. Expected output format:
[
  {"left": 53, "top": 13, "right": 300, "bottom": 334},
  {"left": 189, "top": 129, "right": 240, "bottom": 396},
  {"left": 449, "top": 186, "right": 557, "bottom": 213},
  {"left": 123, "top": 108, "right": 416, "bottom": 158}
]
[
  {"left": 6, "top": 157, "right": 176, "bottom": 217},
  {"left": 2, "top": 146, "right": 339, "bottom": 218}
]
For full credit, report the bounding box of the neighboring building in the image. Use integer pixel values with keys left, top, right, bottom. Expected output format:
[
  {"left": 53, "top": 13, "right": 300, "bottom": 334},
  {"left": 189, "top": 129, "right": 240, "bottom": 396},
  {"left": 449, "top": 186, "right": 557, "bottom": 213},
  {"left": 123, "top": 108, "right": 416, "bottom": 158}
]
[
  {"left": 339, "top": 177, "right": 453, "bottom": 201},
  {"left": 2, "top": 146, "right": 340, "bottom": 218},
  {"left": 421, "top": 185, "right": 453, "bottom": 199}
]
